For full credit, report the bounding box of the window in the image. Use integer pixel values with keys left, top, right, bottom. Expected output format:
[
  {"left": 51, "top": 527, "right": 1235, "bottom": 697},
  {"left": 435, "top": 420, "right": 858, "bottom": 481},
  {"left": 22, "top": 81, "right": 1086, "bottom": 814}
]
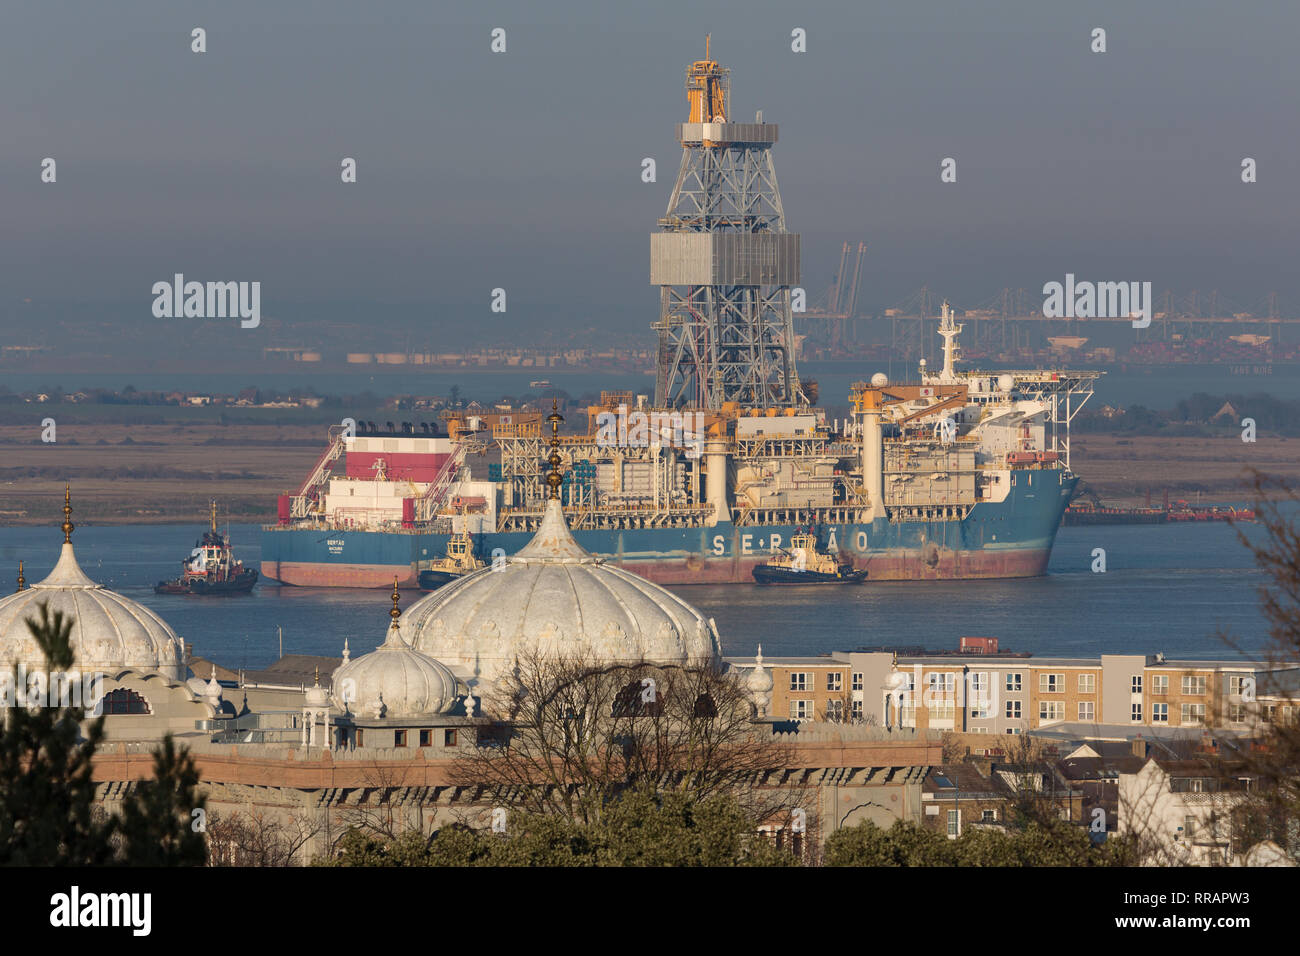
[
  {"left": 1152, "top": 703, "right": 1168, "bottom": 722},
  {"left": 97, "top": 688, "right": 151, "bottom": 715},
  {"left": 850, "top": 700, "right": 863, "bottom": 720},
  {"left": 1078, "top": 701, "right": 1094, "bottom": 721},
  {"left": 1039, "top": 701, "right": 1064, "bottom": 721},
  {"left": 1182, "top": 676, "right": 1207, "bottom": 696},
  {"left": 790, "top": 699, "right": 813, "bottom": 720},
  {"left": 1078, "top": 674, "right": 1095, "bottom": 694},
  {"left": 851, "top": 672, "right": 863, "bottom": 691},
  {"left": 1228, "top": 675, "right": 1252, "bottom": 697},
  {"left": 789, "top": 673, "right": 809, "bottom": 692},
  {"left": 1131, "top": 703, "right": 1142, "bottom": 722},
  {"left": 899, "top": 702, "right": 917, "bottom": 727},
  {"left": 1006, "top": 672, "right": 1022, "bottom": 691},
  {"left": 1228, "top": 702, "right": 1246, "bottom": 723},
  {"left": 1132, "top": 676, "right": 1143, "bottom": 694},
  {"left": 1181, "top": 703, "right": 1206, "bottom": 725},
  {"left": 419, "top": 729, "right": 433, "bottom": 747},
  {"left": 930, "top": 700, "right": 956, "bottom": 721},
  {"left": 394, "top": 730, "right": 408, "bottom": 748},
  {"left": 826, "top": 699, "right": 845, "bottom": 720},
  {"left": 971, "top": 701, "right": 991, "bottom": 719},
  {"left": 1151, "top": 674, "right": 1168, "bottom": 695},
  {"left": 947, "top": 809, "right": 960, "bottom": 838},
  {"left": 928, "top": 673, "right": 955, "bottom": 694},
  {"left": 826, "top": 672, "right": 843, "bottom": 692},
  {"left": 1006, "top": 700, "right": 1021, "bottom": 719},
  {"left": 444, "top": 729, "right": 458, "bottom": 747},
  {"left": 1039, "top": 673, "right": 1063, "bottom": 693},
  {"left": 981, "top": 809, "right": 997, "bottom": 823},
  {"left": 355, "top": 729, "right": 365, "bottom": 747},
  {"left": 1182, "top": 816, "right": 1196, "bottom": 840}
]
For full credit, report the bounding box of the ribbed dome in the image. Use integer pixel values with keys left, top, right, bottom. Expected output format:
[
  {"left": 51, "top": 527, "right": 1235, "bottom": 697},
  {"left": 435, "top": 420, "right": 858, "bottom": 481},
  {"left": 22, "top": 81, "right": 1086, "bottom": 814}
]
[
  {"left": 0, "top": 543, "right": 185, "bottom": 680},
  {"left": 332, "top": 601, "right": 460, "bottom": 719},
  {"left": 404, "top": 499, "right": 722, "bottom": 686}
]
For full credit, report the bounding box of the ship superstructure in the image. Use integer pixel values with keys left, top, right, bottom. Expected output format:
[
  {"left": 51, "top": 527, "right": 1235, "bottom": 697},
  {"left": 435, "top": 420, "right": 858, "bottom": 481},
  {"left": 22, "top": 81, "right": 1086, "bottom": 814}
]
[{"left": 261, "top": 42, "right": 1097, "bottom": 588}]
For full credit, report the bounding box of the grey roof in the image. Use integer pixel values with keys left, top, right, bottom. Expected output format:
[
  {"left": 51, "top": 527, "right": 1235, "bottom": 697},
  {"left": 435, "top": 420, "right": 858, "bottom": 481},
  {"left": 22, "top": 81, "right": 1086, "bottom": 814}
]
[{"left": 242, "top": 654, "right": 343, "bottom": 687}]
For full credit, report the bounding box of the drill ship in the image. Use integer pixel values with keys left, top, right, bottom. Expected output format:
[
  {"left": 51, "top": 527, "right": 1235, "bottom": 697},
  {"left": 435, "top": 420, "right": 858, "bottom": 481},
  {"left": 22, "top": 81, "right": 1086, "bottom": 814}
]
[{"left": 261, "top": 41, "right": 1097, "bottom": 588}]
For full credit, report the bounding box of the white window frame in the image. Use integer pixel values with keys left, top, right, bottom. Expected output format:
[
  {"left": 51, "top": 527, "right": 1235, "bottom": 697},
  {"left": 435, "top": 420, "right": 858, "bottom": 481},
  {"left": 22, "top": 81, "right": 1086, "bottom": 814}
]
[
  {"left": 1078, "top": 674, "right": 1095, "bottom": 694},
  {"left": 826, "top": 672, "right": 843, "bottom": 692},
  {"left": 1182, "top": 675, "right": 1207, "bottom": 696},
  {"left": 789, "top": 699, "right": 813, "bottom": 720},
  {"left": 1005, "top": 700, "right": 1021, "bottom": 719},
  {"left": 1039, "top": 701, "right": 1064, "bottom": 722},
  {"left": 1151, "top": 674, "right": 1168, "bottom": 695},
  {"left": 1132, "top": 675, "right": 1143, "bottom": 694},
  {"left": 1039, "top": 673, "right": 1063, "bottom": 694},
  {"left": 1152, "top": 702, "right": 1168, "bottom": 723},
  {"left": 1006, "top": 672, "right": 1022, "bottom": 691},
  {"left": 1131, "top": 702, "right": 1142, "bottom": 722},
  {"left": 851, "top": 672, "right": 863, "bottom": 691},
  {"left": 1181, "top": 702, "right": 1206, "bottom": 726},
  {"left": 1078, "top": 701, "right": 1095, "bottom": 721},
  {"left": 789, "top": 672, "right": 809, "bottom": 692}
]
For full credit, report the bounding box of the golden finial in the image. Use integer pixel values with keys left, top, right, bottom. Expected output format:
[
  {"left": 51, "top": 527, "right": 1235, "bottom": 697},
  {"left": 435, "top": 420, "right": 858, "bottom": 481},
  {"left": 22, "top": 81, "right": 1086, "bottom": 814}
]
[
  {"left": 545, "top": 400, "right": 564, "bottom": 500},
  {"left": 390, "top": 577, "right": 401, "bottom": 624},
  {"left": 15, "top": 561, "right": 25, "bottom": 593},
  {"left": 61, "top": 484, "right": 74, "bottom": 543},
  {"left": 210, "top": 499, "right": 218, "bottom": 534},
  {"left": 891, "top": 650, "right": 898, "bottom": 670},
  {"left": 313, "top": 665, "right": 320, "bottom": 686}
]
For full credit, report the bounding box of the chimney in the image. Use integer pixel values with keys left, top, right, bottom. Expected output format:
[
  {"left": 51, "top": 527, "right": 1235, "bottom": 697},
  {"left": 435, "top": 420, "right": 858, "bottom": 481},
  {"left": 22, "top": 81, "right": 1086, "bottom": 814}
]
[{"left": 1131, "top": 736, "right": 1146, "bottom": 759}]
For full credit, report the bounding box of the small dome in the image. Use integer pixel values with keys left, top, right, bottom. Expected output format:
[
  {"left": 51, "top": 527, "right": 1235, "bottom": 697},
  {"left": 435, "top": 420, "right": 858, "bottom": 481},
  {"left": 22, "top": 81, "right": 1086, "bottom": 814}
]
[
  {"left": 404, "top": 498, "right": 722, "bottom": 687},
  {"left": 332, "top": 585, "right": 460, "bottom": 718},
  {"left": 0, "top": 540, "right": 185, "bottom": 681},
  {"left": 305, "top": 667, "right": 329, "bottom": 708},
  {"left": 745, "top": 646, "right": 773, "bottom": 695}
]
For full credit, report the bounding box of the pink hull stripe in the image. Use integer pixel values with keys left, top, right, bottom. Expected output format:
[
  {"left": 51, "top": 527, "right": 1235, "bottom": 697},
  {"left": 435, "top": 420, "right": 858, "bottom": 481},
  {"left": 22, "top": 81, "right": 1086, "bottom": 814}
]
[{"left": 263, "top": 548, "right": 1050, "bottom": 589}]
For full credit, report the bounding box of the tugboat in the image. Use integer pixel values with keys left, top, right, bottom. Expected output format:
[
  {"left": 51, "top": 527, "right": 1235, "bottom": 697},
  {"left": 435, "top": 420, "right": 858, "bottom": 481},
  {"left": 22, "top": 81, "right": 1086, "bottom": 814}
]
[
  {"left": 155, "top": 501, "right": 258, "bottom": 595},
  {"left": 751, "top": 530, "right": 868, "bottom": 585},
  {"left": 418, "top": 529, "right": 488, "bottom": 590}
]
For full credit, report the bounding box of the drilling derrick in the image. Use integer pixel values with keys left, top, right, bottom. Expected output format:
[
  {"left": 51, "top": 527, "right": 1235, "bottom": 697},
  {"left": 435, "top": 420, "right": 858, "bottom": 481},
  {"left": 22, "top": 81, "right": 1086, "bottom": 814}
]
[{"left": 652, "top": 37, "right": 803, "bottom": 411}]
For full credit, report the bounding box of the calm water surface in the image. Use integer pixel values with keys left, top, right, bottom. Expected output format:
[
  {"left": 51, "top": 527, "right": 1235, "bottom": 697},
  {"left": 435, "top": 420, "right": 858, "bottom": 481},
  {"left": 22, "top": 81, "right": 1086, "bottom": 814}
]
[{"left": 0, "top": 520, "right": 1273, "bottom": 673}]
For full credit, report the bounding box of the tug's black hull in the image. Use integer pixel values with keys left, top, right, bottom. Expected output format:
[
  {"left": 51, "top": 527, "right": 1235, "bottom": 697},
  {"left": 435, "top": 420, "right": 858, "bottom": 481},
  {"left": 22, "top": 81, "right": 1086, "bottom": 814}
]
[
  {"left": 751, "top": 565, "right": 868, "bottom": 585},
  {"left": 155, "top": 570, "right": 258, "bottom": 595}
]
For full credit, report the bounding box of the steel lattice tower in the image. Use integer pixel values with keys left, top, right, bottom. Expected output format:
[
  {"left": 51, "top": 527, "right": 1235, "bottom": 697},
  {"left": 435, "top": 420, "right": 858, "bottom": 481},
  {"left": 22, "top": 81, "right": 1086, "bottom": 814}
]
[{"left": 652, "top": 39, "right": 803, "bottom": 411}]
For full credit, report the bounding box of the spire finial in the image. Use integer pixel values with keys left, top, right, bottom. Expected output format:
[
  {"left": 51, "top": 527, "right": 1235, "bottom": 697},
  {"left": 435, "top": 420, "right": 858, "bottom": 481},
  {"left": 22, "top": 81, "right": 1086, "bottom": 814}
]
[
  {"left": 210, "top": 499, "right": 218, "bottom": 534},
  {"left": 15, "top": 561, "right": 25, "bottom": 592},
  {"left": 545, "top": 400, "right": 564, "bottom": 500},
  {"left": 313, "top": 666, "right": 321, "bottom": 686},
  {"left": 756, "top": 643, "right": 763, "bottom": 665},
  {"left": 342, "top": 637, "right": 351, "bottom": 663},
  {"left": 61, "top": 484, "right": 74, "bottom": 543},
  {"left": 390, "top": 577, "right": 401, "bottom": 625}
]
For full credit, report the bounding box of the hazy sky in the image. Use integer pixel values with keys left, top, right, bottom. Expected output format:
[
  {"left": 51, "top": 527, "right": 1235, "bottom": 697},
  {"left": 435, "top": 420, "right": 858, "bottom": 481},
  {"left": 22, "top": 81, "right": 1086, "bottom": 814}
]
[{"left": 3, "top": 0, "right": 1297, "bottom": 341}]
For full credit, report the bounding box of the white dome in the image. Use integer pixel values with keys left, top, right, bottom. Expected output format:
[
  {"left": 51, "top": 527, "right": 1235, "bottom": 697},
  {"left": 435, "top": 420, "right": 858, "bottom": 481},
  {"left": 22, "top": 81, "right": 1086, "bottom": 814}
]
[
  {"left": 404, "top": 499, "right": 722, "bottom": 687},
  {"left": 332, "top": 604, "right": 460, "bottom": 719},
  {"left": 0, "top": 542, "right": 185, "bottom": 680}
]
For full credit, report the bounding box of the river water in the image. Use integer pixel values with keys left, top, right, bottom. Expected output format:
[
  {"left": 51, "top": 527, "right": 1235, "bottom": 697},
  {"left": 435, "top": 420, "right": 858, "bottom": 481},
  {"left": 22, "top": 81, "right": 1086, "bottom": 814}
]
[{"left": 0, "top": 519, "right": 1275, "bottom": 673}]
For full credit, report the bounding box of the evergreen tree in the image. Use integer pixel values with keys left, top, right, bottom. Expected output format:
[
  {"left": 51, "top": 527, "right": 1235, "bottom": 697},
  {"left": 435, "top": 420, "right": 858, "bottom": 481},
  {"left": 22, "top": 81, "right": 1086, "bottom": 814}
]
[{"left": 0, "top": 602, "right": 208, "bottom": 865}]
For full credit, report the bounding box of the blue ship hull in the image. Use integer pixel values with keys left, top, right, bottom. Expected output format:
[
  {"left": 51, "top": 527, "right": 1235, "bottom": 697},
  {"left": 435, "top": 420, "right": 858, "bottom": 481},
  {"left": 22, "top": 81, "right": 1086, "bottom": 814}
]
[{"left": 261, "top": 469, "right": 1076, "bottom": 587}]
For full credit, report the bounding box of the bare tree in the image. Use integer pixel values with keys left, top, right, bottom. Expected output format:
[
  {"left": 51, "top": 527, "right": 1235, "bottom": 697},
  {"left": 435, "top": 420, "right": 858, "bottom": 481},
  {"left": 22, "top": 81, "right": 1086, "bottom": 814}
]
[
  {"left": 452, "top": 651, "right": 806, "bottom": 828},
  {"left": 205, "top": 807, "right": 323, "bottom": 866}
]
